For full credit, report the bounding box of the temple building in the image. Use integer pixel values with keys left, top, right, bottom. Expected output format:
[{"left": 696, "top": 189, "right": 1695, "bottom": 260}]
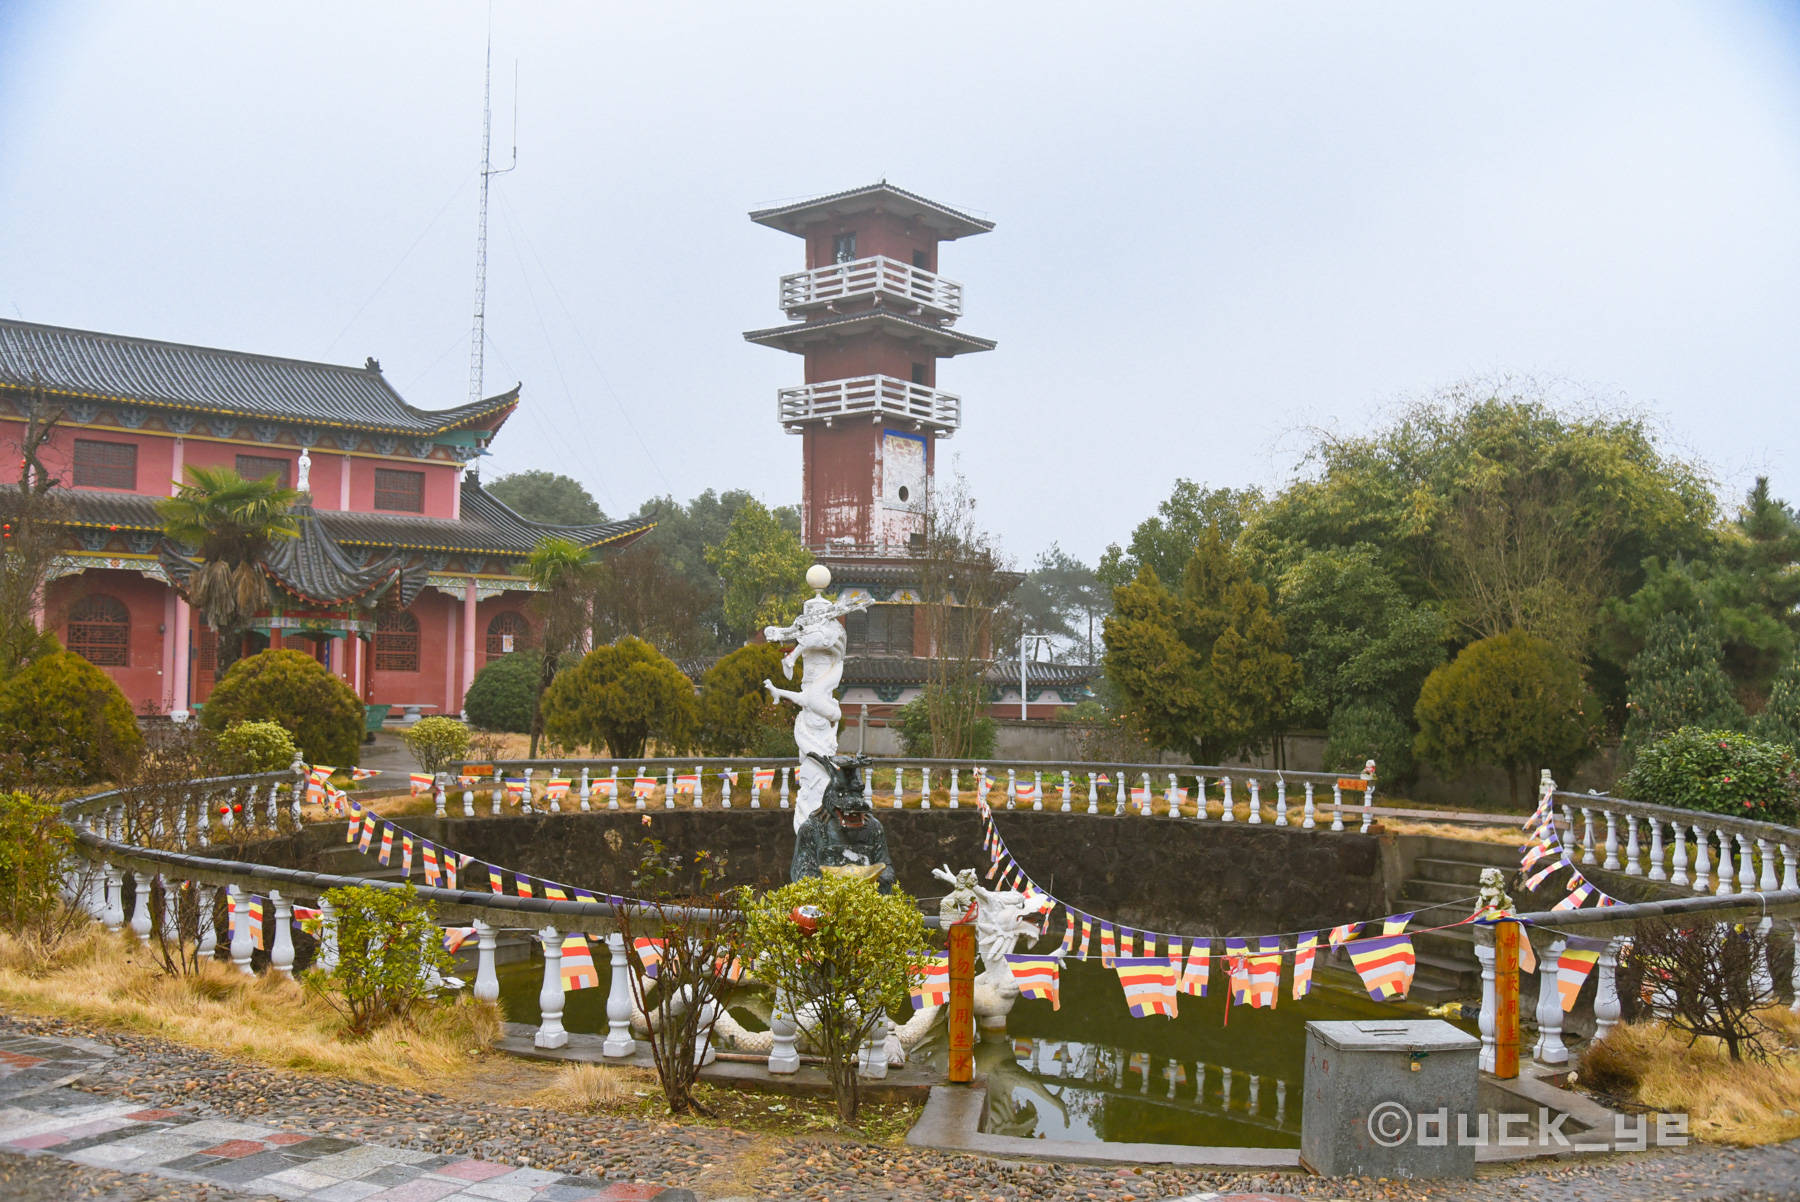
[
  {"left": 745, "top": 183, "right": 1095, "bottom": 719},
  {"left": 0, "top": 318, "right": 651, "bottom": 719}
]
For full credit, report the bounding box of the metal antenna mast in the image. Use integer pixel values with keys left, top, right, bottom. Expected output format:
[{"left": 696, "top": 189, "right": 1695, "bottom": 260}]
[{"left": 468, "top": 19, "right": 517, "bottom": 407}]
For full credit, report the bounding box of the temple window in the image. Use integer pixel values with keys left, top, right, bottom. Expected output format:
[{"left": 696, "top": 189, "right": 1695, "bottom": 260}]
[
  {"left": 833, "top": 232, "right": 857, "bottom": 264},
  {"left": 374, "top": 609, "right": 420, "bottom": 672},
  {"left": 72, "top": 438, "right": 137, "bottom": 489},
  {"left": 234, "top": 454, "right": 291, "bottom": 487},
  {"left": 844, "top": 604, "right": 914, "bottom": 656},
  {"left": 67, "top": 594, "right": 129, "bottom": 666},
  {"left": 485, "top": 611, "right": 528, "bottom": 662},
  {"left": 373, "top": 468, "right": 425, "bottom": 513}
]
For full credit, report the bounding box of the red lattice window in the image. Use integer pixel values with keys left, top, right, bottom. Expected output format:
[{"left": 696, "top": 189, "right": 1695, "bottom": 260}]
[
  {"left": 67, "top": 594, "right": 129, "bottom": 666},
  {"left": 374, "top": 609, "right": 420, "bottom": 672},
  {"left": 234, "top": 454, "right": 291, "bottom": 487},
  {"left": 72, "top": 439, "right": 137, "bottom": 489},
  {"left": 373, "top": 468, "right": 425, "bottom": 513},
  {"left": 485, "top": 611, "right": 528, "bottom": 662},
  {"left": 197, "top": 627, "right": 217, "bottom": 674}
]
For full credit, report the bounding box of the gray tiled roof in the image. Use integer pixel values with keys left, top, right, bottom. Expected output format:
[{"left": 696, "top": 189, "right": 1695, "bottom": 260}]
[
  {"left": 160, "top": 500, "right": 428, "bottom": 610},
  {"left": 0, "top": 318, "right": 518, "bottom": 435},
  {"left": 749, "top": 183, "right": 995, "bottom": 240},
  {"left": 31, "top": 480, "right": 653, "bottom": 558},
  {"left": 742, "top": 310, "right": 996, "bottom": 356}
]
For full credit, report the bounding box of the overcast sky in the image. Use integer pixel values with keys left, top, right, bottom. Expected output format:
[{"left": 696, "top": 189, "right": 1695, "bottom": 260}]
[{"left": 4, "top": 2, "right": 1798, "bottom": 566}]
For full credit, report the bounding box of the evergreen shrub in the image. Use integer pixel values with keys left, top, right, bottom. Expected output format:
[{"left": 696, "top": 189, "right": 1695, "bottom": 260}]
[
  {"left": 213, "top": 719, "right": 298, "bottom": 775},
  {"left": 463, "top": 651, "right": 540, "bottom": 733},
  {"left": 200, "top": 649, "right": 361, "bottom": 767},
  {"left": 0, "top": 791, "right": 74, "bottom": 935},
  {"left": 1325, "top": 699, "right": 1415, "bottom": 783},
  {"left": 309, "top": 883, "right": 454, "bottom": 1035},
  {"left": 404, "top": 716, "right": 470, "bottom": 775},
  {"left": 1619, "top": 726, "right": 1800, "bottom": 824},
  {"left": 0, "top": 649, "right": 143, "bottom": 785}
]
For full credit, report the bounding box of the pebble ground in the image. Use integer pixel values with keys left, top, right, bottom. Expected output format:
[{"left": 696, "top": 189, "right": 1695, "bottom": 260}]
[{"left": 2, "top": 1010, "right": 1795, "bottom": 1202}]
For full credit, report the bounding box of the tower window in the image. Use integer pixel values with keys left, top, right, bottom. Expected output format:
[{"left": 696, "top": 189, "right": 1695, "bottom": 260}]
[
  {"left": 72, "top": 439, "right": 137, "bottom": 489},
  {"left": 844, "top": 604, "right": 915, "bottom": 656},
  {"left": 912, "top": 249, "right": 930, "bottom": 270},
  {"left": 833, "top": 232, "right": 857, "bottom": 264},
  {"left": 910, "top": 362, "right": 929, "bottom": 386}
]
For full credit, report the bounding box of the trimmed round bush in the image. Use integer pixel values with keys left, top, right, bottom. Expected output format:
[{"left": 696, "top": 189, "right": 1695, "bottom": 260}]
[
  {"left": 1619, "top": 726, "right": 1800, "bottom": 824},
  {"left": 0, "top": 649, "right": 143, "bottom": 785},
  {"left": 213, "top": 719, "right": 298, "bottom": 774},
  {"left": 201, "top": 649, "right": 362, "bottom": 767},
  {"left": 464, "top": 651, "right": 539, "bottom": 733},
  {"left": 404, "top": 716, "right": 471, "bottom": 775},
  {"left": 1325, "top": 698, "right": 1415, "bottom": 784}
]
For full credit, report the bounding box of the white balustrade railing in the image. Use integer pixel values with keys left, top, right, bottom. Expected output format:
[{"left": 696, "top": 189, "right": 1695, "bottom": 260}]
[
  {"left": 779, "top": 254, "right": 964, "bottom": 319},
  {"left": 777, "top": 374, "right": 962, "bottom": 434}
]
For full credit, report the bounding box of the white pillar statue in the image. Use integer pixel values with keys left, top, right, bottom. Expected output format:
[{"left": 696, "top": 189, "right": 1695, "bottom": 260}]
[{"left": 762, "top": 566, "right": 871, "bottom": 833}]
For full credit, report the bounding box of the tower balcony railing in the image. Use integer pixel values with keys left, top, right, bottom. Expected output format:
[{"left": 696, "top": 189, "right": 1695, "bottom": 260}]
[
  {"left": 779, "top": 255, "right": 964, "bottom": 321},
  {"left": 778, "top": 374, "right": 961, "bottom": 435}
]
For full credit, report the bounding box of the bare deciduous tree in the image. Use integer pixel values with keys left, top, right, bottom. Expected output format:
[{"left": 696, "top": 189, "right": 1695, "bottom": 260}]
[
  {"left": 1617, "top": 918, "right": 1777, "bottom": 1062},
  {"left": 912, "top": 470, "right": 1014, "bottom": 757}
]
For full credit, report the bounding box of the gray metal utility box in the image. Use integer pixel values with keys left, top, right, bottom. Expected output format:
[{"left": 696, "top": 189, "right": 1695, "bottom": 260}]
[{"left": 1300, "top": 1019, "right": 1481, "bottom": 1179}]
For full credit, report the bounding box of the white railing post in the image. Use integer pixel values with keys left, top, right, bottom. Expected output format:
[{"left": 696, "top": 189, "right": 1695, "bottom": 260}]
[
  {"left": 1738, "top": 833, "right": 1758, "bottom": 892},
  {"left": 1138, "top": 772, "right": 1152, "bottom": 816},
  {"left": 1221, "top": 776, "right": 1235, "bottom": 822},
  {"left": 892, "top": 766, "right": 904, "bottom": 809},
  {"left": 195, "top": 885, "right": 218, "bottom": 958},
  {"left": 1579, "top": 808, "right": 1597, "bottom": 864},
  {"left": 1475, "top": 935, "right": 1497, "bottom": 1073},
  {"left": 1086, "top": 773, "right": 1098, "bottom": 814},
  {"left": 1116, "top": 772, "right": 1127, "bottom": 814},
  {"left": 315, "top": 896, "right": 337, "bottom": 973},
  {"left": 1330, "top": 782, "right": 1344, "bottom": 832},
  {"left": 159, "top": 877, "right": 181, "bottom": 945},
  {"left": 863, "top": 765, "right": 874, "bottom": 808},
  {"left": 227, "top": 885, "right": 254, "bottom": 974},
  {"left": 434, "top": 775, "right": 447, "bottom": 818},
  {"left": 949, "top": 767, "right": 961, "bottom": 810},
  {"left": 768, "top": 987, "right": 800, "bottom": 1074},
  {"left": 491, "top": 769, "right": 503, "bottom": 816},
  {"left": 1783, "top": 844, "right": 1799, "bottom": 893},
  {"left": 535, "top": 926, "right": 568, "bottom": 1049},
  {"left": 608, "top": 766, "right": 621, "bottom": 810},
  {"left": 463, "top": 774, "right": 475, "bottom": 817},
  {"left": 1033, "top": 769, "right": 1044, "bottom": 812},
  {"left": 1602, "top": 810, "right": 1620, "bottom": 871},
  {"left": 269, "top": 890, "right": 295, "bottom": 977},
  {"left": 579, "top": 767, "right": 592, "bottom": 812},
  {"left": 102, "top": 863, "right": 124, "bottom": 932},
  {"left": 1275, "top": 777, "right": 1288, "bottom": 826},
  {"left": 1533, "top": 936, "right": 1569, "bottom": 1065},
  {"left": 603, "top": 933, "right": 635, "bottom": 1057},
  {"left": 664, "top": 767, "right": 676, "bottom": 811},
  {"left": 1759, "top": 838, "right": 1779, "bottom": 892},
  {"left": 920, "top": 766, "right": 933, "bottom": 809},
  {"left": 522, "top": 767, "right": 536, "bottom": 814},
  {"left": 1789, "top": 919, "right": 1800, "bottom": 1013},
  {"left": 1691, "top": 824, "right": 1712, "bottom": 892},
  {"left": 1166, "top": 773, "right": 1179, "bottom": 817},
  {"left": 693, "top": 764, "right": 704, "bottom": 810},
  {"left": 721, "top": 769, "right": 733, "bottom": 809},
  {"left": 1623, "top": 814, "right": 1640, "bottom": 874},
  {"left": 1593, "top": 937, "right": 1623, "bottom": 1039},
  {"left": 1006, "top": 768, "right": 1018, "bottom": 810},
  {"left": 1671, "top": 822, "right": 1690, "bottom": 886},
  {"left": 779, "top": 767, "right": 791, "bottom": 810},
  {"left": 1302, "top": 782, "right": 1316, "bottom": 830},
  {"left": 1059, "top": 770, "right": 1071, "bottom": 813},
  {"left": 1248, "top": 778, "right": 1262, "bottom": 824},
  {"left": 472, "top": 919, "right": 499, "bottom": 1003},
  {"left": 1361, "top": 778, "right": 1374, "bottom": 834},
  {"left": 1647, "top": 818, "right": 1667, "bottom": 881},
  {"left": 1715, "top": 829, "right": 1735, "bottom": 896},
  {"left": 129, "top": 873, "right": 152, "bottom": 945}
]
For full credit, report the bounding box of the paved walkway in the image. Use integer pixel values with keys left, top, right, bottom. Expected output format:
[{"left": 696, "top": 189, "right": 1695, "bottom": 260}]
[{"left": 0, "top": 1033, "right": 694, "bottom": 1202}]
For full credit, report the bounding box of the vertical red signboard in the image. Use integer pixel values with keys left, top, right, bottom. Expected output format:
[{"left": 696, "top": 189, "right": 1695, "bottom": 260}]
[
  {"left": 1494, "top": 921, "right": 1520, "bottom": 1079},
  {"left": 947, "top": 921, "right": 975, "bottom": 1084}
]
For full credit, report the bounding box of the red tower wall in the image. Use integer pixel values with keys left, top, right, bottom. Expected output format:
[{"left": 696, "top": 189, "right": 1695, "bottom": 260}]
[{"left": 803, "top": 213, "right": 940, "bottom": 271}]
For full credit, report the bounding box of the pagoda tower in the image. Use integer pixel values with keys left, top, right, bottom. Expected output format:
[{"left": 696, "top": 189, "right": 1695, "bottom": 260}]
[{"left": 744, "top": 183, "right": 995, "bottom": 558}]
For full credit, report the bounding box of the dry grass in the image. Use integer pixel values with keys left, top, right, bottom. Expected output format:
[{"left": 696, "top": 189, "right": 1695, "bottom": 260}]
[
  {"left": 1577, "top": 1010, "right": 1800, "bottom": 1145},
  {"left": 1377, "top": 817, "right": 1521, "bottom": 845},
  {"left": 523, "top": 1062, "right": 658, "bottom": 1113},
  {"left": 0, "top": 926, "right": 501, "bottom": 1089}
]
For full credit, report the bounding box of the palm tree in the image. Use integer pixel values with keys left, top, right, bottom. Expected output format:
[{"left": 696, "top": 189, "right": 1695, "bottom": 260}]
[
  {"left": 157, "top": 465, "right": 300, "bottom": 678},
  {"left": 525, "top": 536, "right": 597, "bottom": 756}
]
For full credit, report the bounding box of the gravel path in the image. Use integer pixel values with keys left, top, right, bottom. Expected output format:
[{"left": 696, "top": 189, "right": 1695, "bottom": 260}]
[{"left": 3, "top": 1009, "right": 1796, "bottom": 1201}]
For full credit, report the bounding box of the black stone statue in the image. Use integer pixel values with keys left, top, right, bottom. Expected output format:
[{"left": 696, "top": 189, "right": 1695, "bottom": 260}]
[{"left": 789, "top": 752, "right": 897, "bottom": 893}]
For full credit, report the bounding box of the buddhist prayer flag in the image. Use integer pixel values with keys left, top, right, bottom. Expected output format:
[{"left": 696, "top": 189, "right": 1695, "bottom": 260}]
[
  {"left": 1521, "top": 841, "right": 1557, "bottom": 872},
  {"left": 504, "top": 777, "right": 526, "bottom": 800},
  {"left": 542, "top": 884, "right": 569, "bottom": 901},
  {"left": 753, "top": 768, "right": 775, "bottom": 789},
  {"left": 1292, "top": 932, "right": 1319, "bottom": 1000},
  {"left": 1383, "top": 912, "right": 1414, "bottom": 936},
  {"left": 1553, "top": 881, "right": 1594, "bottom": 911},
  {"left": 489, "top": 866, "right": 505, "bottom": 894},
  {"left": 545, "top": 778, "right": 571, "bottom": 800},
  {"left": 1247, "top": 941, "right": 1282, "bottom": 1009},
  {"left": 1057, "top": 912, "right": 1075, "bottom": 956},
  {"left": 377, "top": 824, "right": 394, "bottom": 865},
  {"left": 443, "top": 854, "right": 459, "bottom": 889},
  {"left": 248, "top": 896, "right": 265, "bottom": 950},
  {"left": 342, "top": 801, "right": 363, "bottom": 842},
  {"left": 1015, "top": 781, "right": 1037, "bottom": 804},
  {"left": 1115, "top": 958, "right": 1179, "bottom": 1018},
  {"left": 1170, "top": 786, "right": 1189, "bottom": 808},
  {"left": 443, "top": 926, "right": 476, "bottom": 954},
  {"left": 592, "top": 777, "right": 617, "bottom": 798},
  {"left": 1119, "top": 930, "right": 1136, "bottom": 958},
  {"left": 350, "top": 767, "right": 380, "bottom": 781},
  {"left": 572, "top": 888, "right": 601, "bottom": 905},
  {"left": 560, "top": 935, "right": 598, "bottom": 991},
  {"left": 633, "top": 775, "right": 656, "bottom": 800},
  {"left": 633, "top": 937, "right": 665, "bottom": 978},
  {"left": 357, "top": 814, "right": 376, "bottom": 853},
  {"left": 421, "top": 842, "right": 440, "bottom": 887},
  {"left": 1178, "top": 940, "right": 1210, "bottom": 997},
  {"left": 409, "top": 773, "right": 434, "bottom": 796},
  {"left": 400, "top": 834, "right": 413, "bottom": 878},
  {"left": 457, "top": 774, "right": 484, "bottom": 787},
  {"left": 309, "top": 764, "right": 335, "bottom": 783},
  {"left": 1225, "top": 938, "right": 1251, "bottom": 1004},
  {"left": 1525, "top": 858, "right": 1565, "bottom": 890},
  {"left": 1078, "top": 917, "right": 1094, "bottom": 959},
  {"left": 675, "top": 773, "right": 699, "bottom": 794},
  {"left": 1129, "top": 786, "right": 1150, "bottom": 808},
  {"left": 1328, "top": 922, "right": 1360, "bottom": 948},
  {"left": 515, "top": 876, "right": 534, "bottom": 899},
  {"left": 713, "top": 955, "right": 746, "bottom": 982},
  {"left": 1556, "top": 937, "right": 1606, "bottom": 1011},
  {"left": 1099, "top": 923, "right": 1117, "bottom": 967},
  {"left": 1346, "top": 933, "right": 1416, "bottom": 1000},
  {"left": 1005, "top": 954, "right": 1062, "bottom": 1009}
]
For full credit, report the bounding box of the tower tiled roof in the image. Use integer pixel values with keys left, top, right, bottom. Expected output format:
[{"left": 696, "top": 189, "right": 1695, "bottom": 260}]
[
  {"left": 742, "top": 311, "right": 996, "bottom": 356},
  {"left": 750, "top": 183, "right": 995, "bottom": 240},
  {"left": 0, "top": 318, "right": 518, "bottom": 436}
]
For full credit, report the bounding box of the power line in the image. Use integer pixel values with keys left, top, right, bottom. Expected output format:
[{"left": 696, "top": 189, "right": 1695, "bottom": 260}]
[{"left": 322, "top": 170, "right": 475, "bottom": 359}]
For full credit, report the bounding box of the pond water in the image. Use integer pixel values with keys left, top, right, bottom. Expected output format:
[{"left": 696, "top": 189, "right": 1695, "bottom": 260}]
[{"left": 488, "top": 953, "right": 1465, "bottom": 1149}]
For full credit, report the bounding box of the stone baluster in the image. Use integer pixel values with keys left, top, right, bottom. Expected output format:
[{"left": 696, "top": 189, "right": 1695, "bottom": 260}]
[
  {"left": 1113, "top": 1055, "right": 1125, "bottom": 1090},
  {"left": 314, "top": 896, "right": 337, "bottom": 973},
  {"left": 1783, "top": 845, "right": 1798, "bottom": 893},
  {"left": 128, "top": 873, "right": 152, "bottom": 945},
  {"left": 1275, "top": 777, "right": 1288, "bottom": 826},
  {"left": 1625, "top": 813, "right": 1645, "bottom": 875},
  {"left": 1593, "top": 937, "right": 1623, "bottom": 1039},
  {"left": 1166, "top": 773, "right": 1179, "bottom": 817},
  {"left": 227, "top": 885, "right": 254, "bottom": 974},
  {"left": 768, "top": 987, "right": 800, "bottom": 1073},
  {"left": 1033, "top": 769, "right": 1044, "bottom": 811},
  {"left": 949, "top": 767, "right": 961, "bottom": 810},
  {"left": 1059, "top": 770, "right": 1071, "bottom": 812},
  {"left": 520, "top": 767, "right": 536, "bottom": 814},
  {"left": 921, "top": 767, "right": 933, "bottom": 810},
  {"left": 1302, "top": 782, "right": 1316, "bottom": 830},
  {"left": 692, "top": 764, "right": 704, "bottom": 810},
  {"left": 434, "top": 775, "right": 447, "bottom": 818},
  {"left": 1579, "top": 808, "right": 1597, "bottom": 865},
  {"left": 1248, "top": 1073, "right": 1261, "bottom": 1114},
  {"left": 174, "top": 798, "right": 189, "bottom": 846},
  {"left": 779, "top": 767, "right": 791, "bottom": 810},
  {"left": 1006, "top": 767, "right": 1018, "bottom": 810},
  {"left": 1759, "top": 838, "right": 1779, "bottom": 892},
  {"left": 603, "top": 933, "right": 636, "bottom": 1057},
  {"left": 607, "top": 767, "right": 621, "bottom": 810},
  {"left": 1138, "top": 772, "right": 1152, "bottom": 815},
  {"left": 859, "top": 1026, "right": 888, "bottom": 1080},
  {"left": 535, "top": 926, "right": 568, "bottom": 1049},
  {"left": 1219, "top": 1065, "right": 1232, "bottom": 1104},
  {"left": 196, "top": 885, "right": 218, "bottom": 959},
  {"left": 1790, "top": 920, "right": 1800, "bottom": 1013},
  {"left": 578, "top": 767, "right": 591, "bottom": 812},
  {"left": 1647, "top": 818, "right": 1667, "bottom": 881},
  {"left": 1330, "top": 782, "right": 1344, "bottom": 832},
  {"left": 1670, "top": 822, "right": 1689, "bottom": 885},
  {"left": 721, "top": 768, "right": 733, "bottom": 809},
  {"left": 863, "top": 766, "right": 875, "bottom": 808},
  {"left": 1737, "top": 834, "right": 1758, "bottom": 892},
  {"left": 461, "top": 773, "right": 475, "bottom": 817},
  {"left": 749, "top": 765, "right": 763, "bottom": 809},
  {"left": 491, "top": 769, "right": 504, "bottom": 816},
  {"left": 101, "top": 862, "right": 124, "bottom": 932},
  {"left": 195, "top": 790, "right": 209, "bottom": 841},
  {"left": 269, "top": 891, "right": 295, "bottom": 977},
  {"left": 213, "top": 787, "right": 231, "bottom": 834},
  {"left": 265, "top": 778, "right": 280, "bottom": 827},
  {"left": 1276, "top": 1079, "right": 1288, "bottom": 1127},
  {"left": 1474, "top": 936, "right": 1497, "bottom": 1072},
  {"left": 1691, "top": 824, "right": 1712, "bottom": 892},
  {"left": 1715, "top": 830, "right": 1735, "bottom": 896},
  {"left": 159, "top": 877, "right": 182, "bottom": 944},
  {"left": 663, "top": 767, "right": 675, "bottom": 810},
  {"left": 1083, "top": 773, "right": 1096, "bottom": 814},
  {"left": 471, "top": 920, "right": 499, "bottom": 1003},
  {"left": 1754, "top": 916, "right": 1776, "bottom": 995},
  {"left": 892, "top": 767, "right": 904, "bottom": 809},
  {"left": 1221, "top": 776, "right": 1235, "bottom": 823},
  {"left": 1361, "top": 779, "right": 1375, "bottom": 834},
  {"left": 1533, "top": 936, "right": 1569, "bottom": 1065},
  {"left": 1602, "top": 810, "right": 1620, "bottom": 871},
  {"left": 1248, "top": 777, "right": 1263, "bottom": 825}
]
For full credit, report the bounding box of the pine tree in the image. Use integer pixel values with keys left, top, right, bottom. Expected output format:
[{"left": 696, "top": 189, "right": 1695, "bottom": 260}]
[
  {"left": 1622, "top": 609, "right": 1744, "bottom": 763},
  {"left": 1752, "top": 658, "right": 1800, "bottom": 752}
]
